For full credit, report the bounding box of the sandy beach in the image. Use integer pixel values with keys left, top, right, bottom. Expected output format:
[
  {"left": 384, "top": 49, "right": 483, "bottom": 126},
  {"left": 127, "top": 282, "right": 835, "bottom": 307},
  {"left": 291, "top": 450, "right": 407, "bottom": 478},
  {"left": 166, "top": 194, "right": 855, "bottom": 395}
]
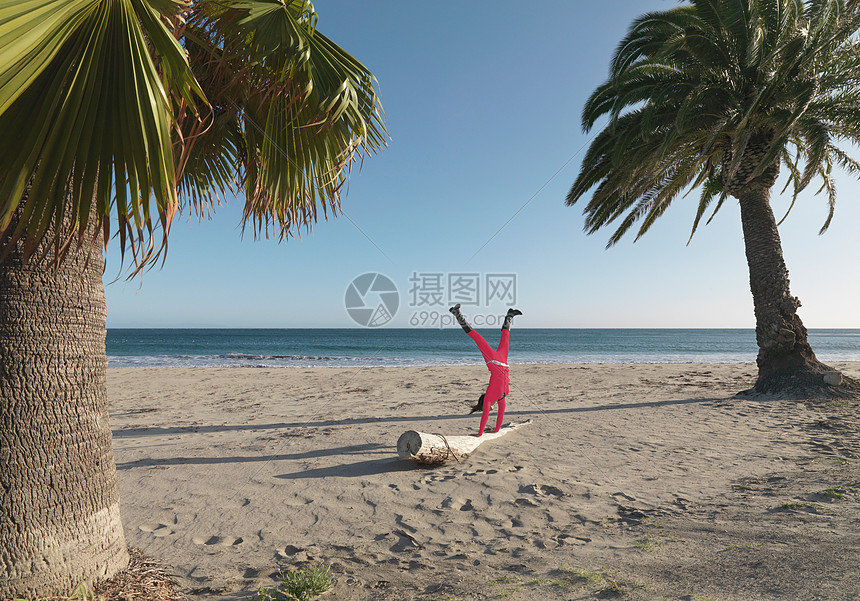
[{"left": 107, "top": 363, "right": 860, "bottom": 601}]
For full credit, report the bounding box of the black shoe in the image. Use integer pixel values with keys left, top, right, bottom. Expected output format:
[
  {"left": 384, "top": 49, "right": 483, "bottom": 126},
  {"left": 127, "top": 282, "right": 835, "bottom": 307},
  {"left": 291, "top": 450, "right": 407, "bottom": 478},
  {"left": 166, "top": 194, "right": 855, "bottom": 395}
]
[
  {"left": 502, "top": 308, "right": 521, "bottom": 331},
  {"left": 451, "top": 304, "right": 472, "bottom": 333}
]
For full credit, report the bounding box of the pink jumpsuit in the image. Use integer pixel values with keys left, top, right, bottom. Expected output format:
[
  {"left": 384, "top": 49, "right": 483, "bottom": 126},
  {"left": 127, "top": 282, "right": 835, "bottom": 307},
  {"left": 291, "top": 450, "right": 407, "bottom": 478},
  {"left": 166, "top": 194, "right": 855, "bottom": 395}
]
[{"left": 469, "top": 328, "right": 510, "bottom": 436}]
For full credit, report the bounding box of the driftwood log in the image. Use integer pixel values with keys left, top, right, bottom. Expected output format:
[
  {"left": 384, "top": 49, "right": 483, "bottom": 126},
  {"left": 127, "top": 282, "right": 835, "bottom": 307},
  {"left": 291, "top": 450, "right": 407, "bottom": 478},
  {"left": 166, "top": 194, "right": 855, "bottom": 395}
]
[{"left": 397, "top": 421, "right": 531, "bottom": 465}]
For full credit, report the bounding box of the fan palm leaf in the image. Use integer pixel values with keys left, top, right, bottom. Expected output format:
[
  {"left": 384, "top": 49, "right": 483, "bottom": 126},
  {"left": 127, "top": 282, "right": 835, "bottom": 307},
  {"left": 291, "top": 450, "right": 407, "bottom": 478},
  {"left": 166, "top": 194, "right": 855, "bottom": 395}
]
[
  {"left": 0, "top": 0, "right": 387, "bottom": 270},
  {"left": 0, "top": 0, "right": 201, "bottom": 265}
]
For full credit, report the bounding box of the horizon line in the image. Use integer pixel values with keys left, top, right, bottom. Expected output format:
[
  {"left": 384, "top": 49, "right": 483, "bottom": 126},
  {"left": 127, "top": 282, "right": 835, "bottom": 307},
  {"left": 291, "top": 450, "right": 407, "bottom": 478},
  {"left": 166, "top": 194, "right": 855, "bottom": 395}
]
[{"left": 105, "top": 326, "right": 860, "bottom": 330}]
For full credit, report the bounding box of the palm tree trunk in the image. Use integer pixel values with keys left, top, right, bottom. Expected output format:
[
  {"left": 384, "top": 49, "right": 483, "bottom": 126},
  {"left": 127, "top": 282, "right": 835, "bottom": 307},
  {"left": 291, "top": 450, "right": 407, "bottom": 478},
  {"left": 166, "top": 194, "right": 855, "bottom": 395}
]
[
  {"left": 0, "top": 211, "right": 128, "bottom": 597},
  {"left": 737, "top": 186, "right": 831, "bottom": 392}
]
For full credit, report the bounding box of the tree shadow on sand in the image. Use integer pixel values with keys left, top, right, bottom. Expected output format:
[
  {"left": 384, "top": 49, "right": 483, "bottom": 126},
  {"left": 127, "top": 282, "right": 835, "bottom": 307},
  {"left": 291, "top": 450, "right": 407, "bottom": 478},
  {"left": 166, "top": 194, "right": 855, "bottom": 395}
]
[
  {"left": 274, "top": 456, "right": 422, "bottom": 480},
  {"left": 112, "top": 397, "right": 721, "bottom": 439},
  {"left": 114, "top": 442, "right": 387, "bottom": 470}
]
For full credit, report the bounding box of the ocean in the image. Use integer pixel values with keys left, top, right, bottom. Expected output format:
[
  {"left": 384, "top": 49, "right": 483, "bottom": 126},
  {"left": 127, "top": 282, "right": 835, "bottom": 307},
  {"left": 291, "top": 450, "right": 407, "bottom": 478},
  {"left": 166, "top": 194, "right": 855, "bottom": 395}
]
[{"left": 105, "top": 328, "right": 860, "bottom": 368}]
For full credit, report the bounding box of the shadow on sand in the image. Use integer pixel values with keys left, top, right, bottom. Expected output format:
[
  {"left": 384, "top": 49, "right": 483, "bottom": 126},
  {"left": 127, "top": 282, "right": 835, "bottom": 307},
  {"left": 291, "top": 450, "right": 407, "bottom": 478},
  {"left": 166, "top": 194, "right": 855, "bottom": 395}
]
[
  {"left": 114, "top": 442, "right": 387, "bottom": 470},
  {"left": 111, "top": 396, "right": 722, "bottom": 439},
  {"left": 273, "top": 456, "right": 422, "bottom": 480}
]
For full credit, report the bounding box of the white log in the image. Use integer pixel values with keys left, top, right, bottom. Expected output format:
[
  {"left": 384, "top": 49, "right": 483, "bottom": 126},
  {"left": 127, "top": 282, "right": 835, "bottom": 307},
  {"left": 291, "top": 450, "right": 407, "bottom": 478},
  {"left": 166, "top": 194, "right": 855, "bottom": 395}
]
[{"left": 397, "top": 421, "right": 531, "bottom": 465}]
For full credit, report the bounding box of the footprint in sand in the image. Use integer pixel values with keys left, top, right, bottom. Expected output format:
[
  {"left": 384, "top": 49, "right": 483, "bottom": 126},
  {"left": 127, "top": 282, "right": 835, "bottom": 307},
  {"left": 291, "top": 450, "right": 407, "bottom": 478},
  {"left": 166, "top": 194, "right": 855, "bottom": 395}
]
[
  {"left": 275, "top": 545, "right": 309, "bottom": 562},
  {"left": 441, "top": 497, "right": 473, "bottom": 511},
  {"left": 611, "top": 491, "right": 636, "bottom": 502},
  {"left": 519, "top": 483, "right": 566, "bottom": 498},
  {"left": 138, "top": 523, "right": 174, "bottom": 537},
  {"left": 514, "top": 497, "right": 540, "bottom": 507},
  {"left": 532, "top": 538, "right": 558, "bottom": 550},
  {"left": 516, "top": 484, "right": 566, "bottom": 503},
  {"left": 192, "top": 535, "right": 244, "bottom": 546},
  {"left": 389, "top": 531, "right": 422, "bottom": 553},
  {"left": 241, "top": 568, "right": 261, "bottom": 579}
]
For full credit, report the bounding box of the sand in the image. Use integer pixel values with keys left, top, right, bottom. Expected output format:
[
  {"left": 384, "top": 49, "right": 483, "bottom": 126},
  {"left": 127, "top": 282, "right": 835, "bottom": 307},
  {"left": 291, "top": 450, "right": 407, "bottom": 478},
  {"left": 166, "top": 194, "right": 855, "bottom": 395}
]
[{"left": 107, "top": 362, "right": 860, "bottom": 601}]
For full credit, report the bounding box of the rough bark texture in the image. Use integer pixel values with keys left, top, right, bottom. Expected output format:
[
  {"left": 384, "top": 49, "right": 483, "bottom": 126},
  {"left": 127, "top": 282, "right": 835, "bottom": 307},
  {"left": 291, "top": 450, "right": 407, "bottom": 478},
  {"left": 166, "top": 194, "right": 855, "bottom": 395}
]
[
  {"left": 727, "top": 134, "right": 855, "bottom": 394},
  {"left": 737, "top": 187, "right": 824, "bottom": 382},
  {"left": 0, "top": 209, "right": 128, "bottom": 598}
]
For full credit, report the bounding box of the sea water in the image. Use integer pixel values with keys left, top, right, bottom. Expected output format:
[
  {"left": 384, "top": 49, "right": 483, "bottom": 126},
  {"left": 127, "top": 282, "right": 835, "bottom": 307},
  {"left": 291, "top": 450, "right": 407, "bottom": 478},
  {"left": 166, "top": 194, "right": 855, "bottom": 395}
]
[{"left": 106, "top": 328, "right": 860, "bottom": 368}]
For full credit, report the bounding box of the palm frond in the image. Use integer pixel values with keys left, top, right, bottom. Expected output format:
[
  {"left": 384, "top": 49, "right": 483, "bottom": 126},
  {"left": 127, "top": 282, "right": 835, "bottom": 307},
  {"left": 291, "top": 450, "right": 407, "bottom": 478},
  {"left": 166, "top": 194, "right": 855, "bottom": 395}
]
[
  {"left": 0, "top": 0, "right": 201, "bottom": 269},
  {"left": 0, "top": 0, "right": 387, "bottom": 271},
  {"left": 688, "top": 172, "right": 725, "bottom": 243},
  {"left": 186, "top": 0, "right": 387, "bottom": 240},
  {"left": 569, "top": 0, "right": 860, "bottom": 247}
]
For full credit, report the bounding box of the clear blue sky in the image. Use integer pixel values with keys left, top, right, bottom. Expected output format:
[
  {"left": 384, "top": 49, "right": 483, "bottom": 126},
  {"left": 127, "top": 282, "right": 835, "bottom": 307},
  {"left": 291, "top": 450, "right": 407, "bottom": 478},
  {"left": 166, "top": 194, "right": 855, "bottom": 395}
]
[{"left": 104, "top": 0, "right": 860, "bottom": 329}]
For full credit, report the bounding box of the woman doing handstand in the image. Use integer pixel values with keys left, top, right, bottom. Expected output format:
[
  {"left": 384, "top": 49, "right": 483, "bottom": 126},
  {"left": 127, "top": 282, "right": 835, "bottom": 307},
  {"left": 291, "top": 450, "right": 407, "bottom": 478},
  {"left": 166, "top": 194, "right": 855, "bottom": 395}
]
[{"left": 449, "top": 304, "right": 522, "bottom": 436}]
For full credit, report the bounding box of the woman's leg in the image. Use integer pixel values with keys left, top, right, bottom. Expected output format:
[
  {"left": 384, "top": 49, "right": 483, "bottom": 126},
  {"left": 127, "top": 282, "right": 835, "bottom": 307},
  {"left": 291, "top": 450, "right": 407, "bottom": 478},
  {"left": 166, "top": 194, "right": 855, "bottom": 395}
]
[
  {"left": 497, "top": 328, "right": 510, "bottom": 359},
  {"left": 493, "top": 395, "right": 507, "bottom": 433},
  {"left": 478, "top": 379, "right": 504, "bottom": 436},
  {"left": 478, "top": 392, "right": 492, "bottom": 436},
  {"left": 468, "top": 330, "right": 494, "bottom": 363},
  {"left": 497, "top": 308, "right": 520, "bottom": 359}
]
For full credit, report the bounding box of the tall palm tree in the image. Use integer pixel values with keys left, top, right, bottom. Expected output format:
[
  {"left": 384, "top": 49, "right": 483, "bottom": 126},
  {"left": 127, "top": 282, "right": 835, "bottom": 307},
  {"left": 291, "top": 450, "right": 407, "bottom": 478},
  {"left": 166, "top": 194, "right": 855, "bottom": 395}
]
[
  {"left": 567, "top": 0, "right": 860, "bottom": 394},
  {"left": 0, "top": 0, "right": 386, "bottom": 597}
]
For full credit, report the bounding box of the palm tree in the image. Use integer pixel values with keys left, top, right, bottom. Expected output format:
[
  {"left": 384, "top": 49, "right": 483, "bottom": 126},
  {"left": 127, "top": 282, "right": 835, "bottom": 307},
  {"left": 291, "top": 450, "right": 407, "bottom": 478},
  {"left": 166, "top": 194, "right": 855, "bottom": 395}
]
[
  {"left": 0, "top": 0, "right": 386, "bottom": 597},
  {"left": 567, "top": 0, "right": 860, "bottom": 394}
]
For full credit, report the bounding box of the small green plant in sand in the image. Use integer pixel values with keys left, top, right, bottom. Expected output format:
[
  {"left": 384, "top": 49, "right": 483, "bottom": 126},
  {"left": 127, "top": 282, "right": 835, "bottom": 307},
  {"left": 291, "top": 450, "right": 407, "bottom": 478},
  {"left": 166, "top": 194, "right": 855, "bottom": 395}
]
[
  {"left": 597, "top": 569, "right": 646, "bottom": 596},
  {"left": 777, "top": 501, "right": 828, "bottom": 513},
  {"left": 555, "top": 564, "right": 602, "bottom": 585},
  {"left": 256, "top": 563, "right": 332, "bottom": 601},
  {"left": 489, "top": 575, "right": 521, "bottom": 597},
  {"left": 553, "top": 565, "right": 641, "bottom": 592},
  {"left": 816, "top": 481, "right": 860, "bottom": 500},
  {"left": 572, "top": 568, "right": 602, "bottom": 585},
  {"left": 633, "top": 535, "right": 659, "bottom": 551},
  {"left": 818, "top": 487, "right": 848, "bottom": 500},
  {"left": 523, "top": 577, "right": 568, "bottom": 589}
]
